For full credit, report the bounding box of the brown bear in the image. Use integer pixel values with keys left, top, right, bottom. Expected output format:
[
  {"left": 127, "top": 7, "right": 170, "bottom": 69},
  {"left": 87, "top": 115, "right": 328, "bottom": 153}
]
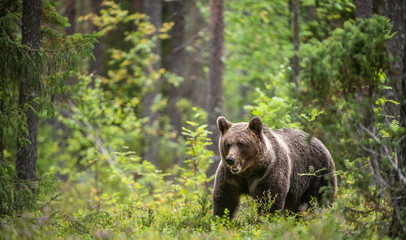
[{"left": 213, "top": 116, "right": 337, "bottom": 219}]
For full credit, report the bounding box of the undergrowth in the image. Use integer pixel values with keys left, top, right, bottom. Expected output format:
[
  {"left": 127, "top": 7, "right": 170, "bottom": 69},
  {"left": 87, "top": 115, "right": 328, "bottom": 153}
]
[
  {"left": 0, "top": 190, "right": 390, "bottom": 240},
  {"left": 0, "top": 111, "right": 394, "bottom": 240}
]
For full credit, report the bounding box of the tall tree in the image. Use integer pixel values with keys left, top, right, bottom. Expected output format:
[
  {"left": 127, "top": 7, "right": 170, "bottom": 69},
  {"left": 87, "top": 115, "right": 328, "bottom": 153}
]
[
  {"left": 384, "top": 0, "right": 405, "bottom": 121},
  {"left": 0, "top": 99, "right": 3, "bottom": 161},
  {"left": 207, "top": 0, "right": 224, "bottom": 176},
  {"left": 167, "top": 0, "right": 184, "bottom": 135},
  {"left": 387, "top": 1, "right": 406, "bottom": 236},
  {"left": 89, "top": 0, "right": 104, "bottom": 77},
  {"left": 292, "top": 0, "right": 300, "bottom": 91},
  {"left": 354, "top": 0, "right": 379, "bottom": 186},
  {"left": 183, "top": 0, "right": 206, "bottom": 108},
  {"left": 355, "top": 0, "right": 372, "bottom": 19},
  {"left": 65, "top": 0, "right": 76, "bottom": 86},
  {"left": 133, "top": 0, "right": 143, "bottom": 14},
  {"left": 65, "top": 0, "right": 76, "bottom": 35},
  {"left": 16, "top": 0, "right": 42, "bottom": 188},
  {"left": 143, "top": 0, "right": 162, "bottom": 166},
  {"left": 0, "top": 4, "right": 5, "bottom": 162},
  {"left": 1, "top": 0, "right": 96, "bottom": 201},
  {"left": 354, "top": 0, "right": 406, "bottom": 236}
]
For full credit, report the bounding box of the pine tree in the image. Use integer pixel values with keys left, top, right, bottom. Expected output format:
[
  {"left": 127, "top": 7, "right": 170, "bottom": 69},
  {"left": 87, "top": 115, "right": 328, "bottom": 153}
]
[
  {"left": 0, "top": 0, "right": 97, "bottom": 199},
  {"left": 207, "top": 0, "right": 224, "bottom": 176}
]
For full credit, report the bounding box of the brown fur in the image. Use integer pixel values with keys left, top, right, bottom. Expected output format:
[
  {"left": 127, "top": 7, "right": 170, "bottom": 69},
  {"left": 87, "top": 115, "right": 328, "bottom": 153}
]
[{"left": 213, "top": 116, "right": 337, "bottom": 219}]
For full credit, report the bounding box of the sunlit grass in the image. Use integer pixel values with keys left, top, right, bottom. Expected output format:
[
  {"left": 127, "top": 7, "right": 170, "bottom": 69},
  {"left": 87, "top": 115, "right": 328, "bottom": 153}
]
[{"left": 0, "top": 183, "right": 391, "bottom": 240}]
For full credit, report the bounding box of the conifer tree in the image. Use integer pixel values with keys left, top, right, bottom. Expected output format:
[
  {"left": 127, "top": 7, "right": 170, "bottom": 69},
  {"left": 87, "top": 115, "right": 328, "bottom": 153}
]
[
  {"left": 207, "top": 0, "right": 224, "bottom": 176},
  {"left": 15, "top": 0, "right": 42, "bottom": 188},
  {"left": 0, "top": 0, "right": 97, "bottom": 197}
]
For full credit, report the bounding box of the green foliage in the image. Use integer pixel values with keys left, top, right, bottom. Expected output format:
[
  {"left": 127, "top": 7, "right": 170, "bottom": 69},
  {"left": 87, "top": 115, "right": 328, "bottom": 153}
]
[
  {"left": 77, "top": 0, "right": 183, "bottom": 168},
  {"left": 0, "top": 0, "right": 96, "bottom": 219},
  {"left": 171, "top": 120, "right": 214, "bottom": 200},
  {"left": 1, "top": 0, "right": 403, "bottom": 239},
  {"left": 224, "top": 0, "right": 293, "bottom": 120},
  {"left": 0, "top": 0, "right": 97, "bottom": 147},
  {"left": 301, "top": 0, "right": 355, "bottom": 40},
  {"left": 298, "top": 15, "right": 393, "bottom": 165},
  {"left": 245, "top": 67, "right": 301, "bottom": 129},
  {"left": 300, "top": 14, "right": 404, "bottom": 237},
  {"left": 0, "top": 160, "right": 59, "bottom": 216},
  {"left": 1, "top": 186, "right": 390, "bottom": 239},
  {"left": 80, "top": 0, "right": 176, "bottom": 100},
  {"left": 301, "top": 15, "right": 391, "bottom": 101}
]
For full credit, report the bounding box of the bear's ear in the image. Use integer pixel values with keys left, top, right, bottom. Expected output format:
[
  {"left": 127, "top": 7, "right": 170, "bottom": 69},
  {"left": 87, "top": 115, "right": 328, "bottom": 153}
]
[
  {"left": 217, "top": 116, "right": 232, "bottom": 135},
  {"left": 248, "top": 116, "right": 263, "bottom": 137}
]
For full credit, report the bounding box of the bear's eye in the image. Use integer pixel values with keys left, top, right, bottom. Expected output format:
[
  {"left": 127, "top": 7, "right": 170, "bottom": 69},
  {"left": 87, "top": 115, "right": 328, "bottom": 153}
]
[
  {"left": 226, "top": 143, "right": 231, "bottom": 149},
  {"left": 237, "top": 142, "right": 244, "bottom": 148}
]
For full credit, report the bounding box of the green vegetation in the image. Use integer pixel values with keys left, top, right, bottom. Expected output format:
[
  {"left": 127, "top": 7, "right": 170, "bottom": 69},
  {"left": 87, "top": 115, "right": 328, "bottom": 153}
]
[
  {"left": 0, "top": 127, "right": 392, "bottom": 239},
  {"left": 1, "top": 0, "right": 405, "bottom": 239}
]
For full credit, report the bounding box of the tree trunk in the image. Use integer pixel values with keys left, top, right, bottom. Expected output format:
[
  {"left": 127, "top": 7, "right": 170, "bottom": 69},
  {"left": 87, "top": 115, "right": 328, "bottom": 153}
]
[
  {"left": 384, "top": 0, "right": 405, "bottom": 122},
  {"left": 183, "top": 0, "right": 206, "bottom": 108},
  {"left": 89, "top": 0, "right": 104, "bottom": 77},
  {"left": 65, "top": 0, "right": 76, "bottom": 86},
  {"left": 389, "top": 0, "right": 406, "bottom": 237},
  {"left": 65, "top": 0, "right": 76, "bottom": 35},
  {"left": 0, "top": 99, "right": 3, "bottom": 161},
  {"left": 144, "top": 0, "right": 162, "bottom": 58},
  {"left": 355, "top": 0, "right": 387, "bottom": 196},
  {"left": 206, "top": 0, "right": 224, "bottom": 177},
  {"left": 292, "top": 0, "right": 300, "bottom": 91},
  {"left": 133, "top": 0, "right": 143, "bottom": 13},
  {"left": 143, "top": 0, "right": 162, "bottom": 166},
  {"left": 16, "top": 0, "right": 42, "bottom": 189},
  {"left": 167, "top": 0, "right": 184, "bottom": 136},
  {"left": 355, "top": 0, "right": 373, "bottom": 19}
]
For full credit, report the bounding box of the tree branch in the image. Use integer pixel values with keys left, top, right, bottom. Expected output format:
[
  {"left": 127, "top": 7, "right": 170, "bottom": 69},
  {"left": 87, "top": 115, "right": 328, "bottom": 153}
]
[{"left": 359, "top": 123, "right": 406, "bottom": 186}]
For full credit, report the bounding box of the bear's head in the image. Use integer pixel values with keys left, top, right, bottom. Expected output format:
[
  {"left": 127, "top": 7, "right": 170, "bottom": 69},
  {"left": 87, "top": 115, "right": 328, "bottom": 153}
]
[{"left": 217, "top": 116, "right": 268, "bottom": 175}]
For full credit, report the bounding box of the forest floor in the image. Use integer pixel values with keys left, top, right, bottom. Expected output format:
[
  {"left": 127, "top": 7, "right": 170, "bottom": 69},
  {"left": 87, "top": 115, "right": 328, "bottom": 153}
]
[{"left": 0, "top": 183, "right": 391, "bottom": 240}]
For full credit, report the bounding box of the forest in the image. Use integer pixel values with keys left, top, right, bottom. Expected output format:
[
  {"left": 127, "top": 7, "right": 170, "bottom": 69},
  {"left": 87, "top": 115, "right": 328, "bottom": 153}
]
[{"left": 0, "top": 0, "right": 405, "bottom": 239}]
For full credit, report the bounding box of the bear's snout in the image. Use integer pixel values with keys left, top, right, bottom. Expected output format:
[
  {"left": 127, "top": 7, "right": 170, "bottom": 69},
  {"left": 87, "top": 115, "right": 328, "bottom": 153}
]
[{"left": 225, "top": 157, "right": 235, "bottom": 165}]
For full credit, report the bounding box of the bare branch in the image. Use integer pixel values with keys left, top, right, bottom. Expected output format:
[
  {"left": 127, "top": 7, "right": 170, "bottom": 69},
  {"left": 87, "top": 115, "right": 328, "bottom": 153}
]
[{"left": 359, "top": 124, "right": 406, "bottom": 186}]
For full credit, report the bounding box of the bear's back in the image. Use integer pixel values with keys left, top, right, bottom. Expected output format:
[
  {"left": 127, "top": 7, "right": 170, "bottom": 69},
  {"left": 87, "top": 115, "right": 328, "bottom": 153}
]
[
  {"left": 271, "top": 128, "right": 336, "bottom": 210},
  {"left": 271, "top": 128, "right": 333, "bottom": 172}
]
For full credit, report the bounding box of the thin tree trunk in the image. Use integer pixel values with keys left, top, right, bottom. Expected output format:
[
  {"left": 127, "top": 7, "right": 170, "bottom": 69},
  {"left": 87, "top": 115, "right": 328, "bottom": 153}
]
[
  {"left": 65, "top": 0, "right": 76, "bottom": 86},
  {"left": 65, "top": 0, "right": 76, "bottom": 35},
  {"left": 16, "top": 0, "right": 42, "bottom": 190},
  {"left": 206, "top": 0, "right": 224, "bottom": 177},
  {"left": 89, "top": 0, "right": 104, "bottom": 77},
  {"left": 384, "top": 0, "right": 405, "bottom": 122},
  {"left": 143, "top": 0, "right": 162, "bottom": 166},
  {"left": 0, "top": 99, "right": 3, "bottom": 161},
  {"left": 389, "top": 1, "right": 406, "bottom": 237},
  {"left": 292, "top": 0, "right": 300, "bottom": 91},
  {"left": 133, "top": 0, "right": 143, "bottom": 13},
  {"left": 355, "top": 0, "right": 372, "bottom": 19},
  {"left": 184, "top": 0, "right": 206, "bottom": 108},
  {"left": 168, "top": 0, "right": 184, "bottom": 135},
  {"left": 355, "top": 0, "right": 385, "bottom": 194}
]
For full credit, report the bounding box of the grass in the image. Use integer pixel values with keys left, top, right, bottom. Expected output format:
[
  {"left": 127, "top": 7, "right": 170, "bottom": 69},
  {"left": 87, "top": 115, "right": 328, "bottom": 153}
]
[{"left": 0, "top": 183, "right": 391, "bottom": 240}]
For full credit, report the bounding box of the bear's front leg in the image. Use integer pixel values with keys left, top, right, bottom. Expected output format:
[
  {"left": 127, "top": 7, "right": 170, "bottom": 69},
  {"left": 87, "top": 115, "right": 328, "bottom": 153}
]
[
  {"left": 213, "top": 187, "right": 240, "bottom": 219},
  {"left": 213, "top": 178, "right": 241, "bottom": 219}
]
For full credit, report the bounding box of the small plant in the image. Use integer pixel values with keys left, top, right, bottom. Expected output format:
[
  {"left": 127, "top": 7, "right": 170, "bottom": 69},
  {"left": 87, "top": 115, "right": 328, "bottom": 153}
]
[
  {"left": 179, "top": 120, "right": 214, "bottom": 197},
  {"left": 255, "top": 190, "right": 277, "bottom": 217}
]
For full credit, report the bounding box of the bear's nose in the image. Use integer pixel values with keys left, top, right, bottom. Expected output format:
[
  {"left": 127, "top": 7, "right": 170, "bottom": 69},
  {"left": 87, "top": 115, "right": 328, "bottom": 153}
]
[{"left": 225, "top": 157, "right": 235, "bottom": 165}]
